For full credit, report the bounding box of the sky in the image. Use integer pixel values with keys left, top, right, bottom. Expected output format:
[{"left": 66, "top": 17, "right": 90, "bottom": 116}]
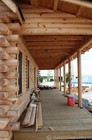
[{"left": 40, "top": 48, "right": 92, "bottom": 77}]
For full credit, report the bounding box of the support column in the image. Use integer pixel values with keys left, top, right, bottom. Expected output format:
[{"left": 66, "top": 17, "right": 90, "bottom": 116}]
[
  {"left": 68, "top": 58, "right": 72, "bottom": 94},
  {"left": 54, "top": 69, "right": 56, "bottom": 87},
  {"left": 63, "top": 62, "right": 66, "bottom": 94},
  {"left": 77, "top": 50, "right": 82, "bottom": 107},
  {"left": 57, "top": 68, "right": 59, "bottom": 89},
  {"left": 59, "top": 67, "right": 62, "bottom": 91}
]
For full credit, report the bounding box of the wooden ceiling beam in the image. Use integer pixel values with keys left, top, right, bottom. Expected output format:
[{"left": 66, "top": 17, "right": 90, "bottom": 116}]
[
  {"left": 22, "top": 23, "right": 92, "bottom": 29},
  {"left": 24, "top": 17, "right": 92, "bottom": 23},
  {"left": 1, "top": 0, "right": 24, "bottom": 24},
  {"left": 20, "top": 28, "right": 92, "bottom": 35},
  {"left": 56, "top": 36, "right": 92, "bottom": 68}
]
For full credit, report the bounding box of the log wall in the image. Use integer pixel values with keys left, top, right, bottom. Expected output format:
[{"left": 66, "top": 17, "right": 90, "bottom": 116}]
[{"left": 0, "top": 1, "right": 39, "bottom": 138}]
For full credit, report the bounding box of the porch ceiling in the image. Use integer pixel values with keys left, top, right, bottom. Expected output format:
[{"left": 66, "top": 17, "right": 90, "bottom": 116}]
[
  {"left": 23, "top": 35, "right": 90, "bottom": 69},
  {"left": 1, "top": 0, "right": 92, "bottom": 69}
]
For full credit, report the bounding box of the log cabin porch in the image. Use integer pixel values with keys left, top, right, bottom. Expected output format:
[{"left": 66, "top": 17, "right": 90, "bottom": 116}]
[
  {"left": 14, "top": 89, "right": 92, "bottom": 140},
  {"left": 0, "top": 0, "right": 92, "bottom": 140}
]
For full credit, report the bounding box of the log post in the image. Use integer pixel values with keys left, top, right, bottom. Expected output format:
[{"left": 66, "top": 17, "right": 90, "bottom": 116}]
[
  {"left": 59, "top": 67, "right": 62, "bottom": 91},
  {"left": 68, "top": 57, "right": 72, "bottom": 94},
  {"left": 63, "top": 62, "right": 66, "bottom": 94},
  {"left": 77, "top": 50, "right": 82, "bottom": 107},
  {"left": 54, "top": 69, "right": 56, "bottom": 88}
]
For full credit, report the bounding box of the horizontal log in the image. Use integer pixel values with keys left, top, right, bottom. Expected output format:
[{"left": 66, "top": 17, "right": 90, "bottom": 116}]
[
  {"left": 0, "top": 59, "right": 18, "bottom": 67},
  {"left": 0, "top": 35, "right": 11, "bottom": 47},
  {"left": 25, "top": 17, "right": 92, "bottom": 23},
  {"left": 6, "top": 35, "right": 19, "bottom": 43},
  {"left": 0, "top": 85, "right": 19, "bottom": 93},
  {"left": 0, "top": 105, "right": 10, "bottom": 114},
  {"left": 0, "top": 65, "right": 9, "bottom": 72},
  {"left": 0, "top": 110, "right": 18, "bottom": 118},
  {"left": 0, "top": 72, "right": 19, "bottom": 79},
  {"left": 5, "top": 47, "right": 18, "bottom": 54},
  {"left": 20, "top": 28, "right": 92, "bottom": 35},
  {"left": 0, "top": 118, "right": 10, "bottom": 129},
  {"left": 0, "top": 78, "right": 9, "bottom": 86},
  {"left": 1, "top": 122, "right": 20, "bottom": 131},
  {"left": 0, "top": 47, "right": 18, "bottom": 54},
  {"left": 0, "top": 51, "right": 10, "bottom": 60},
  {"left": 0, "top": 99, "right": 16, "bottom": 105},
  {"left": 0, "top": 15, "right": 11, "bottom": 23},
  {"left": 0, "top": 92, "right": 10, "bottom": 100},
  {"left": 0, "top": 23, "right": 11, "bottom": 35},
  {"left": 7, "top": 23, "right": 20, "bottom": 32},
  {"left": 22, "top": 23, "right": 92, "bottom": 29}
]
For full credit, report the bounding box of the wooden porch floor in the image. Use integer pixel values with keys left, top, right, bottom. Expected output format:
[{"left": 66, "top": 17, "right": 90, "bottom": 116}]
[
  {"left": 41, "top": 89, "right": 92, "bottom": 131},
  {"left": 14, "top": 89, "right": 92, "bottom": 140}
]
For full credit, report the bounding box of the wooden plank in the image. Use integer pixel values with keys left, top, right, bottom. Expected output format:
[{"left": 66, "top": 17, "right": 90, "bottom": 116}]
[
  {"left": 22, "top": 101, "right": 34, "bottom": 127},
  {"left": 26, "top": 41, "right": 80, "bottom": 46},
  {"left": 28, "top": 104, "right": 36, "bottom": 126},
  {"left": 23, "top": 35, "right": 88, "bottom": 41},
  {"left": 38, "top": 102, "right": 43, "bottom": 129},
  {"left": 28, "top": 45, "right": 77, "bottom": 49}
]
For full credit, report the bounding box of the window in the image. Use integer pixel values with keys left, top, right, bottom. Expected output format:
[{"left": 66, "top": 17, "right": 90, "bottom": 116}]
[{"left": 18, "top": 51, "right": 22, "bottom": 95}]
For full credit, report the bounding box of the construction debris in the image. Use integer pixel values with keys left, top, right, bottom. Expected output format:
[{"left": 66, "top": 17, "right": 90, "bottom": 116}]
[{"left": 22, "top": 91, "right": 43, "bottom": 131}]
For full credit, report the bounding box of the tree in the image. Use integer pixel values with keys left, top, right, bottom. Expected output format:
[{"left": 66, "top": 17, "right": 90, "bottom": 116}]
[
  {"left": 39, "top": 76, "right": 43, "bottom": 83},
  {"left": 66, "top": 73, "right": 69, "bottom": 83}
]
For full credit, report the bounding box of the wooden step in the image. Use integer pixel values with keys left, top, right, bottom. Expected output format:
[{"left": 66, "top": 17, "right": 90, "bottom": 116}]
[{"left": 13, "top": 130, "right": 92, "bottom": 140}]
